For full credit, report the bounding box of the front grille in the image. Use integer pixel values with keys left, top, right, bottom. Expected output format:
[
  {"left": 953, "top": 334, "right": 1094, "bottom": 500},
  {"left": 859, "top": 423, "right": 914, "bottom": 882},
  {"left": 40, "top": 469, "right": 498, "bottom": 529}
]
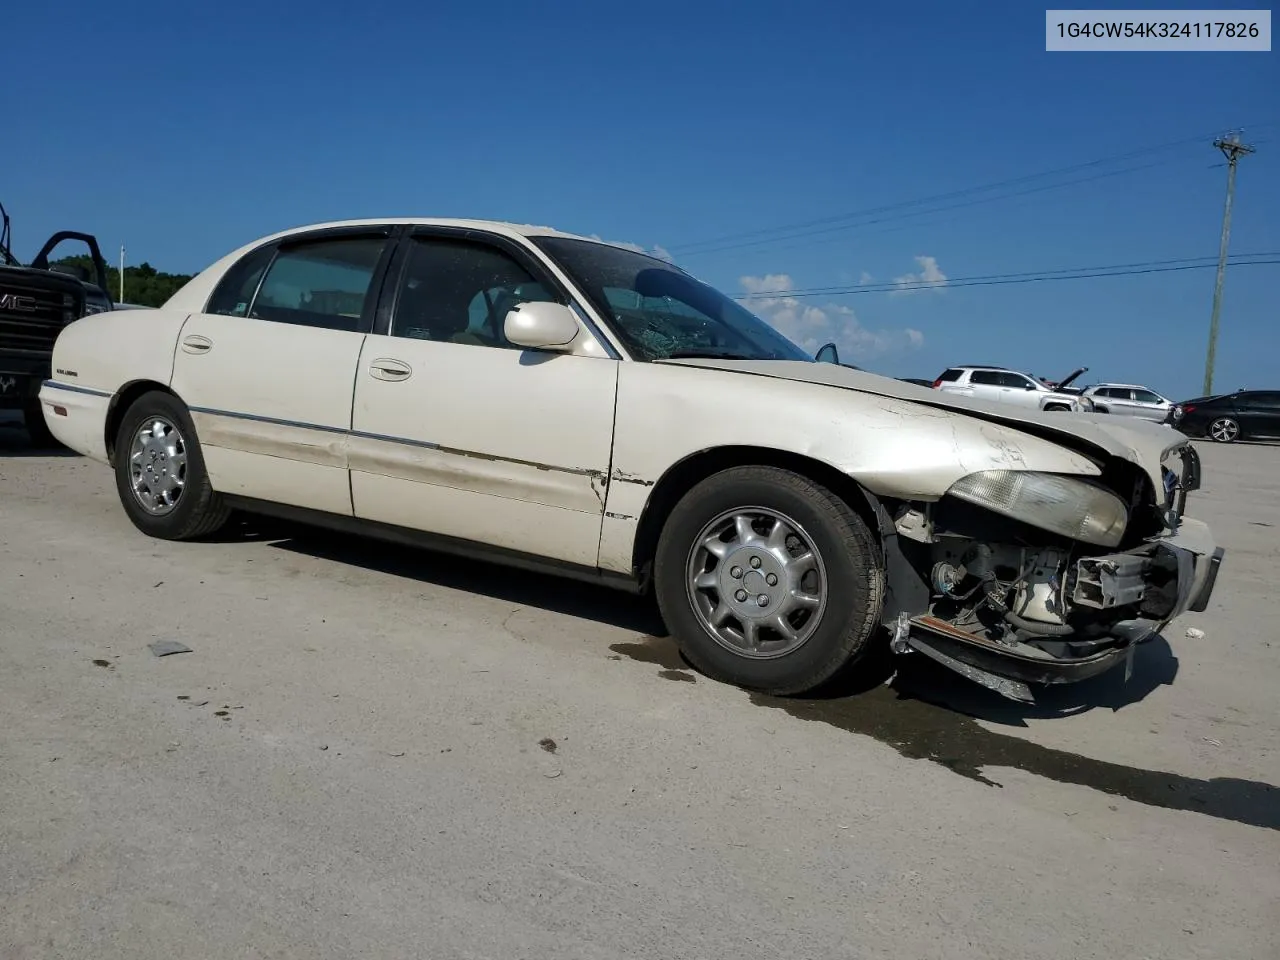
[{"left": 0, "top": 278, "right": 84, "bottom": 353}]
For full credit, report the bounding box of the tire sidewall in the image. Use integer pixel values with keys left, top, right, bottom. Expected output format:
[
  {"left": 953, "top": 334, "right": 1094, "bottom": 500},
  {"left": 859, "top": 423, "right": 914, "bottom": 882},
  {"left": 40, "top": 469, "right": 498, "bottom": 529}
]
[
  {"left": 655, "top": 468, "right": 882, "bottom": 693},
  {"left": 114, "top": 392, "right": 213, "bottom": 537}
]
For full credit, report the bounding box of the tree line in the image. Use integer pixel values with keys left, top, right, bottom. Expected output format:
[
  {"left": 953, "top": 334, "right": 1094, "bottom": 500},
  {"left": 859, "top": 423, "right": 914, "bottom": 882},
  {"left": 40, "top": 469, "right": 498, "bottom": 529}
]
[{"left": 52, "top": 255, "right": 194, "bottom": 307}]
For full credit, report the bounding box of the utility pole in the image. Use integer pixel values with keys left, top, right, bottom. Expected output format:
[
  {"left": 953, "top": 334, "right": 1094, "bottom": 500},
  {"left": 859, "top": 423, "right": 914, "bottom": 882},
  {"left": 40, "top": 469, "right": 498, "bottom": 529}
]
[
  {"left": 119, "top": 245, "right": 125, "bottom": 303},
  {"left": 1203, "top": 131, "right": 1254, "bottom": 396}
]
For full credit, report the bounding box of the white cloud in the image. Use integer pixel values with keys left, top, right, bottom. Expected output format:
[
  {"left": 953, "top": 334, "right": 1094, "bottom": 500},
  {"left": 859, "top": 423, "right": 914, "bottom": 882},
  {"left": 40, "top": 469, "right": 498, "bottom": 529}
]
[
  {"left": 859, "top": 271, "right": 874, "bottom": 285},
  {"left": 891, "top": 255, "right": 948, "bottom": 296},
  {"left": 588, "top": 235, "right": 674, "bottom": 262},
  {"left": 738, "top": 274, "right": 925, "bottom": 360}
]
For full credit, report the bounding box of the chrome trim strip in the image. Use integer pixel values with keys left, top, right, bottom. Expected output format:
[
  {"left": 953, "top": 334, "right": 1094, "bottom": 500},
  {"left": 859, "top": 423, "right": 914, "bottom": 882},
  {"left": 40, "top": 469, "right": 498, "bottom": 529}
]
[
  {"left": 188, "top": 405, "right": 604, "bottom": 479},
  {"left": 41, "top": 380, "right": 112, "bottom": 398},
  {"left": 188, "top": 405, "right": 347, "bottom": 435}
]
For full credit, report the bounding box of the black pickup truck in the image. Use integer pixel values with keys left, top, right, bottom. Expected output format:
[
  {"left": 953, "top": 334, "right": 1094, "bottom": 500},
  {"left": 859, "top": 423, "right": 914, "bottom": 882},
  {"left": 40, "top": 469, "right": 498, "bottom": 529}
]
[{"left": 0, "top": 203, "right": 112, "bottom": 445}]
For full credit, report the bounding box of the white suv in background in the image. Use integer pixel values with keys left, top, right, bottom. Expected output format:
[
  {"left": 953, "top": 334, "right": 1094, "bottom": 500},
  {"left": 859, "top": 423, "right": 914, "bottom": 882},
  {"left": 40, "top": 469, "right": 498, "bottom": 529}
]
[
  {"left": 1079, "top": 383, "right": 1172, "bottom": 421},
  {"left": 932, "top": 365, "right": 1094, "bottom": 412}
]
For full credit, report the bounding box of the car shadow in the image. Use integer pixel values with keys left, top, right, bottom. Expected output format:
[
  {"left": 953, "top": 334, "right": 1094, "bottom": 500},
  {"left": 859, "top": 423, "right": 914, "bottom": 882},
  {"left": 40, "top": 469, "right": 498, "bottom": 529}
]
[
  {"left": 253, "top": 517, "right": 666, "bottom": 637},
  {"left": 0, "top": 415, "right": 80, "bottom": 458},
  {"left": 249, "top": 514, "right": 1174, "bottom": 721},
  {"left": 227, "top": 517, "right": 1280, "bottom": 831}
]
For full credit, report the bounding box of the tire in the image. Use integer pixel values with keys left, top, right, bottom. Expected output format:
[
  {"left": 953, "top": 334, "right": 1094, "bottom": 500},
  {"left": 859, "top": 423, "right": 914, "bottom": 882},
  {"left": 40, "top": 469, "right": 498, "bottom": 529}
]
[
  {"left": 653, "top": 465, "right": 885, "bottom": 696},
  {"left": 1043, "top": 404, "right": 1069, "bottom": 413},
  {"left": 1207, "top": 416, "right": 1241, "bottom": 443},
  {"left": 22, "top": 398, "right": 59, "bottom": 449},
  {"left": 113, "top": 390, "right": 230, "bottom": 540}
]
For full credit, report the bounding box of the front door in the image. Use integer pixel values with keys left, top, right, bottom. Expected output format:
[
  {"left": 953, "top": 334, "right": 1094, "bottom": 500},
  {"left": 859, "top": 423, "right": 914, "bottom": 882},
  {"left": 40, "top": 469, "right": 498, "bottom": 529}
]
[
  {"left": 349, "top": 231, "right": 618, "bottom": 567},
  {"left": 171, "top": 228, "right": 394, "bottom": 515}
]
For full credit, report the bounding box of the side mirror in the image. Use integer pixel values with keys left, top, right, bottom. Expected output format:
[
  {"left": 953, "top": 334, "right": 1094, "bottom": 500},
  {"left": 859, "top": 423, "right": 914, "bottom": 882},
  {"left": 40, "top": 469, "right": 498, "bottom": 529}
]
[
  {"left": 1025, "top": 383, "right": 1037, "bottom": 390},
  {"left": 503, "top": 300, "right": 580, "bottom": 351},
  {"left": 815, "top": 342, "right": 839, "bottom": 364}
]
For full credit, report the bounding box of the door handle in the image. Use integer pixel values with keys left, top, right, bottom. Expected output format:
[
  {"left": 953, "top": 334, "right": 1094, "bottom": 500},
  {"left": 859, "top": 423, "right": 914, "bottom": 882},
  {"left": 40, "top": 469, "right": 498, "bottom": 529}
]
[
  {"left": 369, "top": 358, "right": 412, "bottom": 381},
  {"left": 181, "top": 335, "right": 212, "bottom": 354}
]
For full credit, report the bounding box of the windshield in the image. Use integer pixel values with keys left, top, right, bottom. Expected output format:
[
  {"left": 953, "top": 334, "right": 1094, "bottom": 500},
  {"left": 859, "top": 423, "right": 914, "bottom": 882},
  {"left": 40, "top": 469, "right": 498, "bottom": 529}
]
[{"left": 531, "top": 236, "right": 812, "bottom": 362}]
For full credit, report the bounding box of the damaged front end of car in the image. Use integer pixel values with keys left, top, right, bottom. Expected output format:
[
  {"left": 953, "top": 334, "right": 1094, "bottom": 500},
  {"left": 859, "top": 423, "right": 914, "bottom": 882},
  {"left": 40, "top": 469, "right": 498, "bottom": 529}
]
[{"left": 879, "top": 443, "right": 1225, "bottom": 702}]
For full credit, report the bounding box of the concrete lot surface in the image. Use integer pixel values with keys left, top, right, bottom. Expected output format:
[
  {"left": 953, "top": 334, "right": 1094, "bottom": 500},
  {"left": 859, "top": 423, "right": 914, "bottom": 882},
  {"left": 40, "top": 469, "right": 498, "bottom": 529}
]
[{"left": 2, "top": 415, "right": 1278, "bottom": 959}]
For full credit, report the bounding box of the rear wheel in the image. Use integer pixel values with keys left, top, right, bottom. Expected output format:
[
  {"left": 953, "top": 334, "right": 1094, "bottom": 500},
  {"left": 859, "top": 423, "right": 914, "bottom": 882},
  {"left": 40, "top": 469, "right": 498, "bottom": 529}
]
[
  {"left": 1208, "top": 417, "right": 1241, "bottom": 443},
  {"left": 22, "top": 398, "right": 59, "bottom": 448},
  {"left": 654, "top": 466, "right": 885, "bottom": 696},
  {"left": 113, "top": 391, "right": 230, "bottom": 540}
]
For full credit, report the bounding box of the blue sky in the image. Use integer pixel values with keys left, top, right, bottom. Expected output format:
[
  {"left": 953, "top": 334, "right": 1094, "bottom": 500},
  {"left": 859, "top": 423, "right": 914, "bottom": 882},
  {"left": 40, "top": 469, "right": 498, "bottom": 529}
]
[{"left": 5, "top": 0, "right": 1276, "bottom": 398}]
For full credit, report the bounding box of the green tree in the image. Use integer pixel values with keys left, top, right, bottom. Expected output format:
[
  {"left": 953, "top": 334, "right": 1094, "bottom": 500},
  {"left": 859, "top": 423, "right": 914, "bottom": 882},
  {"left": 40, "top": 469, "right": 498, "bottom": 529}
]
[{"left": 50, "top": 255, "right": 194, "bottom": 308}]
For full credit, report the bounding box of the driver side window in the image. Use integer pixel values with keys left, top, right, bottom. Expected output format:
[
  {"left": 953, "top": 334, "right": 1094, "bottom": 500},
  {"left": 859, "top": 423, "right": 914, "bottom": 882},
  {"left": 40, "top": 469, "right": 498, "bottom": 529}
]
[{"left": 390, "top": 237, "right": 560, "bottom": 348}]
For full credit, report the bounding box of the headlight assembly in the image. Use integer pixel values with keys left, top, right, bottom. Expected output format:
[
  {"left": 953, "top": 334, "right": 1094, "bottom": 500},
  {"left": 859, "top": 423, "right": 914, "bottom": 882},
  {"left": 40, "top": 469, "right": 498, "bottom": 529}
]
[{"left": 946, "top": 470, "right": 1128, "bottom": 547}]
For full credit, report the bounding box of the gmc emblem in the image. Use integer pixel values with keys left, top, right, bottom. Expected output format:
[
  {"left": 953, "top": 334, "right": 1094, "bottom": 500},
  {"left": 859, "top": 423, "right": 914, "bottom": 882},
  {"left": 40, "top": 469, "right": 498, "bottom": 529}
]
[{"left": 0, "top": 293, "right": 38, "bottom": 313}]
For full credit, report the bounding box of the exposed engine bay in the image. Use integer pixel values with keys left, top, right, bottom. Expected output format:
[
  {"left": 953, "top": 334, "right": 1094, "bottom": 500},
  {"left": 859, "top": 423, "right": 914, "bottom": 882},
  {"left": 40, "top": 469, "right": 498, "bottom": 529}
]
[{"left": 879, "top": 443, "right": 1222, "bottom": 702}]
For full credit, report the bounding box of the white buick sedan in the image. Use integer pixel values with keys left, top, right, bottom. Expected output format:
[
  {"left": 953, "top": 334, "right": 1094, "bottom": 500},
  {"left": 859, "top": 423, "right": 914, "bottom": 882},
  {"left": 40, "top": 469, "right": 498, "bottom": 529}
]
[{"left": 40, "top": 219, "right": 1224, "bottom": 702}]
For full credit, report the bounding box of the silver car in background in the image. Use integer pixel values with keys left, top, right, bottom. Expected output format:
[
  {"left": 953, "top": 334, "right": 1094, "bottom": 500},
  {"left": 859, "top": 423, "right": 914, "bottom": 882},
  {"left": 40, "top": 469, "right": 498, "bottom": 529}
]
[{"left": 1081, "top": 383, "right": 1173, "bottom": 422}]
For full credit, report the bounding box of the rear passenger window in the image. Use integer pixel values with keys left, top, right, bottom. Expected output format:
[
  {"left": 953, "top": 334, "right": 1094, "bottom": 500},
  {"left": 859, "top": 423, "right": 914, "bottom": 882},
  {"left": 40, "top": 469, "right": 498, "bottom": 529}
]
[
  {"left": 250, "top": 237, "right": 386, "bottom": 332},
  {"left": 969, "top": 370, "right": 1002, "bottom": 386}
]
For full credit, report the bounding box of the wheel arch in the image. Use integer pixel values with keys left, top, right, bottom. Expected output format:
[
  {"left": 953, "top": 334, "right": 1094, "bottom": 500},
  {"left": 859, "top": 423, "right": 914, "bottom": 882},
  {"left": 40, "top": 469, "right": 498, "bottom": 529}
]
[
  {"left": 104, "top": 379, "right": 186, "bottom": 465},
  {"left": 629, "top": 445, "right": 896, "bottom": 588}
]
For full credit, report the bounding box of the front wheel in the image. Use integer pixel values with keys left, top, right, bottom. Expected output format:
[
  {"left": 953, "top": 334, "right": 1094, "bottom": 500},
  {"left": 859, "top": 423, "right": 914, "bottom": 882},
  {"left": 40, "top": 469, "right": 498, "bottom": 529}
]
[
  {"left": 653, "top": 466, "right": 885, "bottom": 696},
  {"left": 113, "top": 390, "right": 230, "bottom": 540},
  {"left": 1207, "top": 417, "right": 1241, "bottom": 443}
]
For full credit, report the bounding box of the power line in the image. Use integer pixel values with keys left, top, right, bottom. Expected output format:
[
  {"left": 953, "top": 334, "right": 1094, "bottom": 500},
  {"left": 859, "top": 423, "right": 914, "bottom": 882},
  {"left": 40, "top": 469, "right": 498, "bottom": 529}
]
[
  {"left": 670, "top": 124, "right": 1274, "bottom": 258},
  {"left": 675, "top": 159, "right": 1186, "bottom": 258},
  {"left": 734, "top": 254, "right": 1280, "bottom": 301},
  {"left": 739, "top": 252, "right": 1279, "bottom": 298}
]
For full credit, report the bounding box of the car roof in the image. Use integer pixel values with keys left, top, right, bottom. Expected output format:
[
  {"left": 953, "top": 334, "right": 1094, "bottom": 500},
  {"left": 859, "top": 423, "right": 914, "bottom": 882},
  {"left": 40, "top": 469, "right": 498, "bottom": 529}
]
[
  {"left": 163, "top": 218, "right": 673, "bottom": 315},
  {"left": 1093, "top": 382, "right": 1151, "bottom": 390},
  {"left": 247, "top": 217, "right": 603, "bottom": 246}
]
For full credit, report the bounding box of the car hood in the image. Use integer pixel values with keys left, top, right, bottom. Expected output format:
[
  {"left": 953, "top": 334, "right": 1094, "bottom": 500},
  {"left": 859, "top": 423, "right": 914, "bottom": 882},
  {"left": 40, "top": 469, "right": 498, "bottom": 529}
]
[{"left": 659, "top": 358, "right": 1189, "bottom": 491}]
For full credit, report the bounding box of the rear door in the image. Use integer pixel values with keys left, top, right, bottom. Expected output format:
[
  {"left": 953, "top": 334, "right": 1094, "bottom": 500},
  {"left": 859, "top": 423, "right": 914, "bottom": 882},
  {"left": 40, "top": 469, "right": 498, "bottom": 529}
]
[
  {"left": 1235, "top": 391, "right": 1280, "bottom": 438},
  {"left": 171, "top": 226, "right": 396, "bottom": 515},
  {"left": 1101, "top": 387, "right": 1139, "bottom": 416},
  {"left": 965, "top": 369, "right": 1005, "bottom": 402}
]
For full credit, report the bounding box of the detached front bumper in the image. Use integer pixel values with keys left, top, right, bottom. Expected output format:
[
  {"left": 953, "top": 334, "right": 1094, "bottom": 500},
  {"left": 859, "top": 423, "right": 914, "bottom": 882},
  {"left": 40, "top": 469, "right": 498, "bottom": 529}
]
[{"left": 902, "top": 518, "right": 1225, "bottom": 702}]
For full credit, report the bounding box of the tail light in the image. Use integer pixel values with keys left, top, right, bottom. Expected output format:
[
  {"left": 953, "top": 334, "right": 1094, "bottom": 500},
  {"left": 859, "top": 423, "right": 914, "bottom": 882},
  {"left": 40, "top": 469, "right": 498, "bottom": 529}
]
[{"left": 931, "top": 378, "right": 943, "bottom": 389}]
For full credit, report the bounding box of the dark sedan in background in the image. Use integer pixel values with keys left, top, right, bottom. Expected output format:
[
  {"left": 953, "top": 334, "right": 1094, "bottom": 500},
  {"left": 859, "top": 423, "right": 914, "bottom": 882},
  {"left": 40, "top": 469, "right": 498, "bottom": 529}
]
[{"left": 1167, "top": 389, "right": 1280, "bottom": 443}]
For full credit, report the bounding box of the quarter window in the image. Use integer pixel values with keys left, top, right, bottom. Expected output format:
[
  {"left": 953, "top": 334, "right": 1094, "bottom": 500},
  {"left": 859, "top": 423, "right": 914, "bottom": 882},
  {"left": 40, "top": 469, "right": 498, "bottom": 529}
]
[
  {"left": 206, "top": 244, "right": 275, "bottom": 317},
  {"left": 389, "top": 237, "right": 560, "bottom": 347},
  {"left": 250, "top": 236, "right": 386, "bottom": 331}
]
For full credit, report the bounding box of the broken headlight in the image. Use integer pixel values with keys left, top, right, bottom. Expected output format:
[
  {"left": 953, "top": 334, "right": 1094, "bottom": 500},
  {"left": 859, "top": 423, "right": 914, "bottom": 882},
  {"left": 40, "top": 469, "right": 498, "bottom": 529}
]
[{"left": 946, "top": 470, "right": 1128, "bottom": 547}]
